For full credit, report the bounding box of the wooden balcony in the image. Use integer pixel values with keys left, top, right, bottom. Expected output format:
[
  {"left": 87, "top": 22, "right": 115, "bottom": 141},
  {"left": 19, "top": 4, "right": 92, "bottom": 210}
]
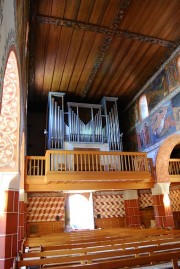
[
  {"left": 169, "top": 159, "right": 180, "bottom": 182},
  {"left": 25, "top": 150, "right": 154, "bottom": 192}
]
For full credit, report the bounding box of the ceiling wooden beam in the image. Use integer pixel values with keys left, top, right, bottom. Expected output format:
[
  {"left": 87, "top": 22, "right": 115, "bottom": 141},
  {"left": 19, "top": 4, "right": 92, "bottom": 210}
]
[
  {"left": 82, "top": 0, "right": 132, "bottom": 97},
  {"left": 36, "top": 16, "right": 176, "bottom": 49}
]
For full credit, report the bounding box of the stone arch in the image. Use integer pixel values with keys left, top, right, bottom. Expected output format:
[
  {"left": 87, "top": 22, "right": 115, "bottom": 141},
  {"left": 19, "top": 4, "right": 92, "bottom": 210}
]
[
  {"left": 0, "top": 48, "right": 20, "bottom": 171},
  {"left": 156, "top": 133, "right": 180, "bottom": 182}
]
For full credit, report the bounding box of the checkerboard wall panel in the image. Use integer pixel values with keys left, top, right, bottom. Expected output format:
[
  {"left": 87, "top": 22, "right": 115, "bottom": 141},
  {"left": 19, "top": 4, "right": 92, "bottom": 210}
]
[
  {"left": 93, "top": 193, "right": 125, "bottom": 218},
  {"left": 170, "top": 189, "right": 180, "bottom": 212},
  {"left": 138, "top": 193, "right": 153, "bottom": 208},
  {"left": 27, "top": 196, "right": 65, "bottom": 222}
]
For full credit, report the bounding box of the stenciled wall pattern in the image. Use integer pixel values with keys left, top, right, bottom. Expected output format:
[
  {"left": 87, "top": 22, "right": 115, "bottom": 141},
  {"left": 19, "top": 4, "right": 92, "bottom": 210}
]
[
  {"left": 170, "top": 189, "right": 180, "bottom": 212},
  {"left": 27, "top": 192, "right": 65, "bottom": 222},
  {"left": 138, "top": 190, "right": 153, "bottom": 208},
  {"left": 93, "top": 192, "right": 125, "bottom": 218}
]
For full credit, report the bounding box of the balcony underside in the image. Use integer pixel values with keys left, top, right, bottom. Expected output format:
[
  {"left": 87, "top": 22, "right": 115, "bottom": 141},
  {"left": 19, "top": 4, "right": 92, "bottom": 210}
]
[
  {"left": 169, "top": 175, "right": 180, "bottom": 182},
  {"left": 25, "top": 171, "right": 154, "bottom": 192}
]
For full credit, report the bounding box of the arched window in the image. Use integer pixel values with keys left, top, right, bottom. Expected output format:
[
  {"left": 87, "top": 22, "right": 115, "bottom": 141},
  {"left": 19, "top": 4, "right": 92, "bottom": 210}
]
[
  {"left": 0, "top": 50, "right": 20, "bottom": 171},
  {"left": 177, "top": 56, "right": 180, "bottom": 77},
  {"left": 139, "top": 95, "right": 149, "bottom": 121}
]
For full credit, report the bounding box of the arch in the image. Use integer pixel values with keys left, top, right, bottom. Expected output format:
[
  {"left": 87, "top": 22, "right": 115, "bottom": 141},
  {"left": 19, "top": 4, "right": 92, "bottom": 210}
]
[
  {"left": 177, "top": 56, "right": 180, "bottom": 75},
  {"left": 139, "top": 94, "right": 149, "bottom": 121},
  {"left": 156, "top": 133, "right": 180, "bottom": 182},
  {"left": 0, "top": 49, "right": 20, "bottom": 171}
]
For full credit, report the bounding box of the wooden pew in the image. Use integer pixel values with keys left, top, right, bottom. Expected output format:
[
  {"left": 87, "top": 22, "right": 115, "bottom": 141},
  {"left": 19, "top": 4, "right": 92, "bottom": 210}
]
[
  {"left": 17, "top": 228, "right": 180, "bottom": 269},
  {"left": 24, "top": 227, "right": 180, "bottom": 249},
  {"left": 17, "top": 241, "right": 180, "bottom": 268}
]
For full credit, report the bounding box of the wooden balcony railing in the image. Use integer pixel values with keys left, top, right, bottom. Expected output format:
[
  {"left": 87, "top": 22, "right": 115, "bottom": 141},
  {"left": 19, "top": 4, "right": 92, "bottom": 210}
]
[
  {"left": 45, "top": 150, "right": 149, "bottom": 173},
  {"left": 25, "top": 151, "right": 155, "bottom": 191},
  {"left": 26, "top": 156, "right": 46, "bottom": 176},
  {"left": 169, "top": 159, "right": 180, "bottom": 175},
  {"left": 25, "top": 151, "right": 153, "bottom": 177}
]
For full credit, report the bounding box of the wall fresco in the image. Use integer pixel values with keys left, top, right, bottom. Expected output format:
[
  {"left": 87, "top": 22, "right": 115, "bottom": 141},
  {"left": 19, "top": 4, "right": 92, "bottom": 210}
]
[
  {"left": 165, "top": 59, "right": 179, "bottom": 92},
  {"left": 124, "top": 52, "right": 180, "bottom": 153},
  {"left": 172, "top": 92, "right": 180, "bottom": 131},
  {"left": 136, "top": 99, "right": 177, "bottom": 151},
  {"left": 146, "top": 70, "right": 169, "bottom": 112},
  {"left": 150, "top": 101, "right": 176, "bottom": 143},
  {"left": 136, "top": 120, "right": 151, "bottom": 150}
]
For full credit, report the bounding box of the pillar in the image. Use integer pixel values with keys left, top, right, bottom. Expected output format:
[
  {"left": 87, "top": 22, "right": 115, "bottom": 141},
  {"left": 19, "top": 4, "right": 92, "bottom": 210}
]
[
  {"left": 151, "top": 183, "right": 174, "bottom": 228},
  {"left": 124, "top": 190, "right": 141, "bottom": 227},
  {"left": 0, "top": 174, "right": 19, "bottom": 269},
  {"left": 18, "top": 190, "right": 26, "bottom": 251}
]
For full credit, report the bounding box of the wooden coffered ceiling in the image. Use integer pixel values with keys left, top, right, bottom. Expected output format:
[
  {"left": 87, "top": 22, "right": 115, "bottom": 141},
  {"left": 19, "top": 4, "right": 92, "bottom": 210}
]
[{"left": 28, "top": 0, "right": 180, "bottom": 112}]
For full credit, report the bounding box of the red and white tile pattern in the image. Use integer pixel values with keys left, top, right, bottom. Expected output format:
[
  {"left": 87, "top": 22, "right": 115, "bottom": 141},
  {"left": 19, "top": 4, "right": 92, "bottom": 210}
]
[
  {"left": 93, "top": 193, "right": 125, "bottom": 218},
  {"left": 170, "top": 189, "right": 180, "bottom": 212},
  {"left": 27, "top": 196, "right": 65, "bottom": 222},
  {"left": 138, "top": 193, "right": 153, "bottom": 208}
]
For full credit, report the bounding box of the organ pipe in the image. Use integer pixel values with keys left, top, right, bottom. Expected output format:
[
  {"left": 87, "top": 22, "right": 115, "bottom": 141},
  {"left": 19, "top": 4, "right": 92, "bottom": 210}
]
[{"left": 47, "top": 93, "right": 122, "bottom": 151}]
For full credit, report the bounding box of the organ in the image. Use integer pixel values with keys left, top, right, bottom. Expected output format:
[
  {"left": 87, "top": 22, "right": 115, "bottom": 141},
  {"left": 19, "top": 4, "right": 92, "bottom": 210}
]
[{"left": 46, "top": 92, "right": 123, "bottom": 151}]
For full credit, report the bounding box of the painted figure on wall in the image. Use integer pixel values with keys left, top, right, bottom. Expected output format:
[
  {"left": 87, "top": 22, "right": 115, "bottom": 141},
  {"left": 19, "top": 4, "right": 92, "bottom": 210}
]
[
  {"left": 150, "top": 101, "right": 176, "bottom": 142},
  {"left": 146, "top": 70, "right": 169, "bottom": 112},
  {"left": 172, "top": 92, "right": 180, "bottom": 131},
  {"left": 165, "top": 60, "right": 179, "bottom": 92},
  {"left": 136, "top": 121, "right": 151, "bottom": 150}
]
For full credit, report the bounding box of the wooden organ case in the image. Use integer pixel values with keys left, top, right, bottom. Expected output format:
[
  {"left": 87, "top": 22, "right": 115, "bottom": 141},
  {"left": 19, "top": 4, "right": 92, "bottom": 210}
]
[{"left": 46, "top": 92, "right": 123, "bottom": 151}]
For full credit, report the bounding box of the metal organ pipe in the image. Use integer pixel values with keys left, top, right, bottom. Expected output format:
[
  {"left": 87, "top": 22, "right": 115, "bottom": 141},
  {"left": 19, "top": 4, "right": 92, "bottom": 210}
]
[{"left": 48, "top": 95, "right": 122, "bottom": 151}]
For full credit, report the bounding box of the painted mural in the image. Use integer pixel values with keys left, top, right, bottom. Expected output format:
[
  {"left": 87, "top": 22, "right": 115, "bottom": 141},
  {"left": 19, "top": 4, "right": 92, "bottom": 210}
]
[
  {"left": 136, "top": 120, "right": 151, "bottom": 150},
  {"left": 146, "top": 70, "right": 169, "bottom": 111},
  {"left": 131, "top": 53, "right": 180, "bottom": 151},
  {"left": 150, "top": 101, "right": 176, "bottom": 143},
  {"left": 172, "top": 92, "right": 180, "bottom": 131},
  {"left": 136, "top": 100, "right": 176, "bottom": 150},
  {"left": 165, "top": 59, "right": 179, "bottom": 92}
]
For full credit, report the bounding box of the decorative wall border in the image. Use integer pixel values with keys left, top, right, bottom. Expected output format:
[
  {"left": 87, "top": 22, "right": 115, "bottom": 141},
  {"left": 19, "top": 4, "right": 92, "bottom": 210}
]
[
  {"left": 0, "top": 0, "right": 4, "bottom": 42},
  {"left": 94, "top": 191, "right": 124, "bottom": 196},
  {"left": 138, "top": 189, "right": 152, "bottom": 194},
  {"left": 28, "top": 192, "right": 64, "bottom": 197},
  {"left": 0, "top": 29, "right": 16, "bottom": 101}
]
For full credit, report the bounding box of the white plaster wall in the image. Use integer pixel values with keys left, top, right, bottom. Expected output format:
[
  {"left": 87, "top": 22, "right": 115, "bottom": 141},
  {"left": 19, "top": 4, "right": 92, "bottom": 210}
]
[{"left": 0, "top": 0, "right": 16, "bottom": 94}]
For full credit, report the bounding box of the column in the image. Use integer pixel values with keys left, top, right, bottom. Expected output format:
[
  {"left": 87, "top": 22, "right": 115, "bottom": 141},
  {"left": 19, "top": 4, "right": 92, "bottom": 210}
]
[
  {"left": 124, "top": 190, "right": 141, "bottom": 227},
  {"left": 18, "top": 190, "right": 26, "bottom": 251},
  {"left": 151, "top": 183, "right": 174, "bottom": 228},
  {"left": 0, "top": 174, "right": 19, "bottom": 269}
]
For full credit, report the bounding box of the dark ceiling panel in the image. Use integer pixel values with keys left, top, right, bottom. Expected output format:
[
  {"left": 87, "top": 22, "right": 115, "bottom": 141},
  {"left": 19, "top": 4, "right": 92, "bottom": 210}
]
[
  {"left": 28, "top": 0, "right": 180, "bottom": 112},
  {"left": 120, "top": 0, "right": 180, "bottom": 41}
]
